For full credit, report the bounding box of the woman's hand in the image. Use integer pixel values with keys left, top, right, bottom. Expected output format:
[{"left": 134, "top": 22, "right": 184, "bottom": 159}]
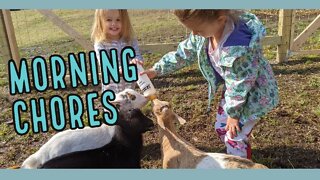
[{"left": 225, "top": 117, "right": 241, "bottom": 139}]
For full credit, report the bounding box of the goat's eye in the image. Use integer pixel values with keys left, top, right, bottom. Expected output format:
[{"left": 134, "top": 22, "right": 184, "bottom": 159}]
[
  {"left": 115, "top": 104, "right": 121, "bottom": 109},
  {"left": 160, "top": 105, "right": 169, "bottom": 112},
  {"left": 126, "top": 93, "right": 136, "bottom": 101}
]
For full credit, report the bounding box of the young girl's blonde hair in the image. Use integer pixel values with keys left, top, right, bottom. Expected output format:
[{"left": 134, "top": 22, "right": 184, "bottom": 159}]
[
  {"left": 91, "top": 9, "right": 134, "bottom": 43},
  {"left": 174, "top": 9, "right": 243, "bottom": 24}
]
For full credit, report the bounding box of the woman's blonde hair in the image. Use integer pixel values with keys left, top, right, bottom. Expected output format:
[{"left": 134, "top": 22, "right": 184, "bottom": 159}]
[
  {"left": 174, "top": 9, "right": 243, "bottom": 24},
  {"left": 91, "top": 9, "right": 134, "bottom": 43}
]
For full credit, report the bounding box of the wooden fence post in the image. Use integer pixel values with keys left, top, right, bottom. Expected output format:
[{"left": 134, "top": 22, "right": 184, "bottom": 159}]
[
  {"left": 0, "top": 10, "right": 20, "bottom": 66},
  {"left": 277, "top": 9, "right": 293, "bottom": 63},
  {"left": 290, "top": 10, "right": 296, "bottom": 51},
  {"left": 0, "top": 11, "right": 11, "bottom": 64}
]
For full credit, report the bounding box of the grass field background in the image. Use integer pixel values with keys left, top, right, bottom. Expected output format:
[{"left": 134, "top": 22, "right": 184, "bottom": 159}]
[{"left": 0, "top": 10, "right": 319, "bottom": 168}]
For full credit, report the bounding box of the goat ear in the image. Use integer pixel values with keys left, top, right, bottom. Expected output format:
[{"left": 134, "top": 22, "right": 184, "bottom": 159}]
[{"left": 174, "top": 113, "right": 186, "bottom": 125}]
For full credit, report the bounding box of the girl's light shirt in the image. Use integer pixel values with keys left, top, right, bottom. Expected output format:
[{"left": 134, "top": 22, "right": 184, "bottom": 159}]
[
  {"left": 94, "top": 39, "right": 143, "bottom": 62},
  {"left": 208, "top": 18, "right": 234, "bottom": 77},
  {"left": 94, "top": 39, "right": 143, "bottom": 93}
]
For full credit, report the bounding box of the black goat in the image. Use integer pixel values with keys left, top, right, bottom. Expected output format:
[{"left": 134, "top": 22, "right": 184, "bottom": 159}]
[{"left": 35, "top": 109, "right": 153, "bottom": 168}]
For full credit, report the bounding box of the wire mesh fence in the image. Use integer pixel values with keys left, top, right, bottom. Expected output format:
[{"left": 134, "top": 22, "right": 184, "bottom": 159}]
[
  {"left": 6, "top": 10, "right": 288, "bottom": 59},
  {"left": 1, "top": 9, "right": 320, "bottom": 83},
  {"left": 293, "top": 9, "right": 320, "bottom": 51}
]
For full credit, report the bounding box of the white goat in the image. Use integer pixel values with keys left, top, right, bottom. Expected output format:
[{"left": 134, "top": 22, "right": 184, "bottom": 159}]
[
  {"left": 111, "top": 88, "right": 148, "bottom": 111},
  {"left": 21, "top": 89, "right": 148, "bottom": 169},
  {"left": 152, "top": 99, "right": 268, "bottom": 169}
]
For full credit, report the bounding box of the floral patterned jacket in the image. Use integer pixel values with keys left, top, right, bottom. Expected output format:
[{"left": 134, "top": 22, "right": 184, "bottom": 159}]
[{"left": 153, "top": 12, "right": 279, "bottom": 124}]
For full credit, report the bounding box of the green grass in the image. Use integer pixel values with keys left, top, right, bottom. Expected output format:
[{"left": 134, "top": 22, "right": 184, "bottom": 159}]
[
  {"left": 314, "top": 106, "right": 320, "bottom": 117},
  {"left": 0, "top": 123, "right": 15, "bottom": 142},
  {"left": 309, "top": 77, "right": 320, "bottom": 88},
  {"left": 0, "top": 9, "right": 318, "bottom": 74},
  {"left": 10, "top": 10, "right": 187, "bottom": 53},
  {"left": 1, "top": 10, "right": 320, "bottom": 169}
]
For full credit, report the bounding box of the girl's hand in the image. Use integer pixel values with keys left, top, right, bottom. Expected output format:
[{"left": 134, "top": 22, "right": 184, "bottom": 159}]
[
  {"left": 225, "top": 117, "right": 241, "bottom": 139},
  {"left": 119, "top": 67, "right": 123, "bottom": 75},
  {"left": 131, "top": 58, "right": 157, "bottom": 79},
  {"left": 140, "top": 68, "right": 158, "bottom": 79},
  {"left": 130, "top": 58, "right": 144, "bottom": 66}
]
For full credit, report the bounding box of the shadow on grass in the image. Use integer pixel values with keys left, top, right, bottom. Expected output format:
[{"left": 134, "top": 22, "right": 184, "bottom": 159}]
[
  {"left": 272, "top": 57, "right": 320, "bottom": 75},
  {"left": 164, "top": 69, "right": 203, "bottom": 79},
  {"left": 275, "top": 57, "right": 320, "bottom": 66},
  {"left": 141, "top": 143, "right": 161, "bottom": 161},
  {"left": 272, "top": 66, "right": 320, "bottom": 76},
  {"left": 253, "top": 145, "right": 320, "bottom": 168},
  {"left": 154, "top": 69, "right": 206, "bottom": 89},
  {"left": 154, "top": 78, "right": 207, "bottom": 89},
  {"left": 155, "top": 56, "right": 320, "bottom": 89}
]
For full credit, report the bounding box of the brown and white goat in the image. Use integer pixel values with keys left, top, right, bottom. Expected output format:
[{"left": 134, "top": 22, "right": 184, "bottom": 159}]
[{"left": 152, "top": 99, "right": 268, "bottom": 169}]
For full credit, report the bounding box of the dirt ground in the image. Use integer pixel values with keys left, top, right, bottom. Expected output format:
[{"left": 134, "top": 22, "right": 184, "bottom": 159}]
[
  {"left": 140, "top": 56, "right": 320, "bottom": 168},
  {"left": 0, "top": 55, "right": 319, "bottom": 168}
]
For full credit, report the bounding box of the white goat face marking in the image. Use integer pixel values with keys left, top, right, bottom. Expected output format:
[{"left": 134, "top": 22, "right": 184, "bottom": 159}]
[
  {"left": 111, "top": 89, "right": 148, "bottom": 111},
  {"left": 152, "top": 99, "right": 186, "bottom": 125},
  {"left": 152, "top": 99, "right": 171, "bottom": 116},
  {"left": 160, "top": 105, "right": 169, "bottom": 112}
]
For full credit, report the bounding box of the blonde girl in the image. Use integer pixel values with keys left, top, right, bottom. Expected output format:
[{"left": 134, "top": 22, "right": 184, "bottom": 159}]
[{"left": 92, "top": 9, "right": 144, "bottom": 93}]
